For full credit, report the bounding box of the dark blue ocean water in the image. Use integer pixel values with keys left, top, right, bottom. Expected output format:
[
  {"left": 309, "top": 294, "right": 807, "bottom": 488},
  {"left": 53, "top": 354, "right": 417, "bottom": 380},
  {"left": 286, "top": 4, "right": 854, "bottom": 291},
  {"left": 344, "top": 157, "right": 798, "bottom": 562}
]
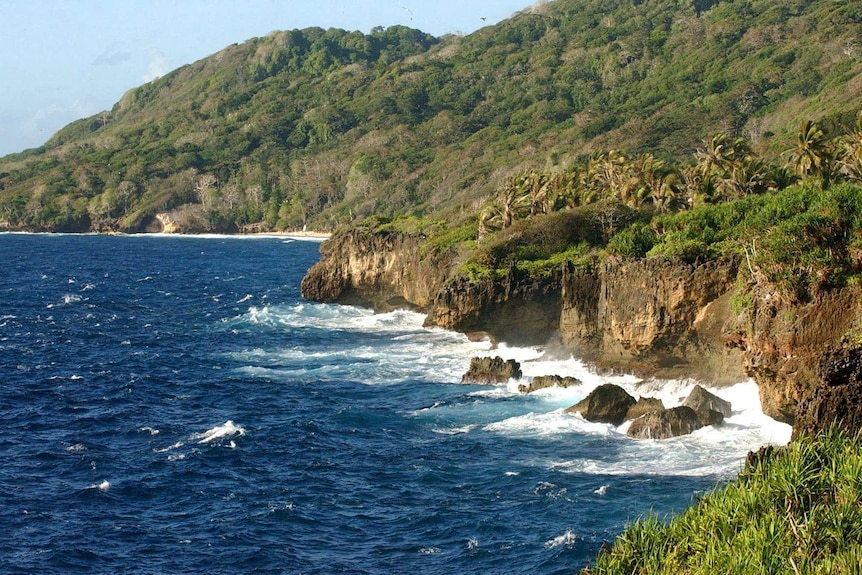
[{"left": 0, "top": 234, "right": 789, "bottom": 574}]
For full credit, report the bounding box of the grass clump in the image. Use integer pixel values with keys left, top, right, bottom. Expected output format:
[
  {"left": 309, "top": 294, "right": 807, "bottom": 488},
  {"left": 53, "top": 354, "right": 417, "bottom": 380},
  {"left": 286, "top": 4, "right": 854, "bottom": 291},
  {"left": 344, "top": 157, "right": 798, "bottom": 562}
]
[
  {"left": 515, "top": 242, "right": 594, "bottom": 279},
  {"left": 585, "top": 427, "right": 862, "bottom": 575}
]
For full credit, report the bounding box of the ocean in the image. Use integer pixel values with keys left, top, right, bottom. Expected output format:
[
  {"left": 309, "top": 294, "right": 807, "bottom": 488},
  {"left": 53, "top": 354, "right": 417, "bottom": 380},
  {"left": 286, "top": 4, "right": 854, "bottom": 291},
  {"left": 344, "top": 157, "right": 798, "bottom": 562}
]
[{"left": 0, "top": 233, "right": 791, "bottom": 574}]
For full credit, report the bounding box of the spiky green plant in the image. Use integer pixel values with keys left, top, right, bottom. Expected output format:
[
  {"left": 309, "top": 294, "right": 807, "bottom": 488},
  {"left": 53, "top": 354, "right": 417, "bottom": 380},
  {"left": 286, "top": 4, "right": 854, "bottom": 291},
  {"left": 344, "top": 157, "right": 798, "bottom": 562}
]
[{"left": 585, "top": 427, "right": 862, "bottom": 575}]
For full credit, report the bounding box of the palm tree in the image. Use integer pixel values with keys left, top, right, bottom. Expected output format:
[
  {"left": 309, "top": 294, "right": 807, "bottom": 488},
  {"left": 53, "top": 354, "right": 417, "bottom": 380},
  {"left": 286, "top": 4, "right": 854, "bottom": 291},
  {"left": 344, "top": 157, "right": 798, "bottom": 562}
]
[
  {"left": 694, "top": 133, "right": 733, "bottom": 179},
  {"left": 722, "top": 155, "right": 774, "bottom": 197},
  {"left": 785, "top": 120, "right": 833, "bottom": 188},
  {"left": 477, "top": 184, "right": 531, "bottom": 240},
  {"left": 837, "top": 124, "right": 862, "bottom": 183}
]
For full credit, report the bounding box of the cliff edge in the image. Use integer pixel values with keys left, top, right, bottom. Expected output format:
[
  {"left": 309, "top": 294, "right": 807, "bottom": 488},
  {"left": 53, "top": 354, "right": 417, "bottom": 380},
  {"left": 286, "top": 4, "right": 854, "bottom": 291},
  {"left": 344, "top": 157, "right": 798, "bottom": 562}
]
[{"left": 301, "top": 228, "right": 862, "bottom": 429}]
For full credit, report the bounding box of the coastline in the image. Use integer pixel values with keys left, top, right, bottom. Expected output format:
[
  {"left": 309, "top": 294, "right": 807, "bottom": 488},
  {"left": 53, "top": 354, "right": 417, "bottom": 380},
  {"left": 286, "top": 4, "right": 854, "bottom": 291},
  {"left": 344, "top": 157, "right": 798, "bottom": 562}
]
[{"left": 0, "top": 229, "right": 332, "bottom": 242}]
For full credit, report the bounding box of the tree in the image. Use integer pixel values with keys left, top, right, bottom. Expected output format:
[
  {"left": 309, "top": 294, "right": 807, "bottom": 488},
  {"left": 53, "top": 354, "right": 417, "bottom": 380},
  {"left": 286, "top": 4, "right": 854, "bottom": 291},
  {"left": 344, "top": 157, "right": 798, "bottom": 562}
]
[
  {"left": 478, "top": 184, "right": 531, "bottom": 240},
  {"left": 837, "top": 122, "right": 862, "bottom": 183},
  {"left": 785, "top": 120, "right": 834, "bottom": 188}
]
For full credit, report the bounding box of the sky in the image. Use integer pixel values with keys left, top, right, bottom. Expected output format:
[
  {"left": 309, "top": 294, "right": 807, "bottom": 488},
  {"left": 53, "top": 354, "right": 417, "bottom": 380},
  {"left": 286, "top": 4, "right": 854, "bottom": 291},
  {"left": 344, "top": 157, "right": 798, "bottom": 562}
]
[{"left": 0, "top": 0, "right": 537, "bottom": 157}]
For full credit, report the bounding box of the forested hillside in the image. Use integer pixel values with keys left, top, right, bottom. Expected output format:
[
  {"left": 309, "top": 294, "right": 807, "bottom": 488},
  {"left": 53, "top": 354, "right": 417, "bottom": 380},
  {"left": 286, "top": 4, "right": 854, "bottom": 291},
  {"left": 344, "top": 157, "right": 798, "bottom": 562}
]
[{"left": 1, "top": 0, "right": 861, "bottom": 233}]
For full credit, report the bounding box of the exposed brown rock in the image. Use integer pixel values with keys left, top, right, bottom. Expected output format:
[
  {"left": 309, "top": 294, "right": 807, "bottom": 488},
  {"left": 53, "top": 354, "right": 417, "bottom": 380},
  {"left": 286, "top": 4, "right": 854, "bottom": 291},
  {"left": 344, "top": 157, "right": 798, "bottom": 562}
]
[
  {"left": 625, "top": 397, "right": 665, "bottom": 421},
  {"left": 792, "top": 342, "right": 862, "bottom": 439},
  {"left": 565, "top": 384, "right": 636, "bottom": 426},
  {"left": 461, "top": 356, "right": 522, "bottom": 385},
  {"left": 518, "top": 375, "right": 581, "bottom": 394},
  {"left": 732, "top": 283, "right": 862, "bottom": 425},
  {"left": 696, "top": 409, "right": 725, "bottom": 427},
  {"left": 560, "top": 258, "right": 745, "bottom": 385},
  {"left": 300, "top": 229, "right": 456, "bottom": 311},
  {"left": 427, "top": 270, "right": 563, "bottom": 346},
  {"left": 626, "top": 406, "right": 702, "bottom": 439},
  {"left": 683, "top": 385, "right": 732, "bottom": 418}
]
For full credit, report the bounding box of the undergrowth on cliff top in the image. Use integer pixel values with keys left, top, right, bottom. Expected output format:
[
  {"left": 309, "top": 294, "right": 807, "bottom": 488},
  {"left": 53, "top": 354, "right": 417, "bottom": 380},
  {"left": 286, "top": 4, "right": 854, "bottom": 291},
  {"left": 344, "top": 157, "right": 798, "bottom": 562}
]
[
  {"left": 458, "top": 207, "right": 606, "bottom": 281},
  {"left": 584, "top": 427, "right": 862, "bottom": 575},
  {"left": 453, "top": 183, "right": 862, "bottom": 293},
  {"left": 644, "top": 184, "right": 862, "bottom": 297}
]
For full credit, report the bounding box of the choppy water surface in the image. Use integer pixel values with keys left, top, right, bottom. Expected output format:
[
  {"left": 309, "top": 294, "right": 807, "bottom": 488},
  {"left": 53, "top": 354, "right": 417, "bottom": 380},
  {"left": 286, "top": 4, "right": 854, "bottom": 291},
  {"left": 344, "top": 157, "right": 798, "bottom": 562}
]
[{"left": 0, "top": 233, "right": 790, "bottom": 574}]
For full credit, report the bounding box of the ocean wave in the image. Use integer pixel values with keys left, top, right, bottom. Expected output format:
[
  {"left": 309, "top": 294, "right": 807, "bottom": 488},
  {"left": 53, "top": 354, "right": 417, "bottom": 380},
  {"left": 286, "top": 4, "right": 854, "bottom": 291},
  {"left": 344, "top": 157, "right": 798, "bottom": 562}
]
[
  {"left": 192, "top": 420, "right": 246, "bottom": 444},
  {"left": 544, "top": 529, "right": 579, "bottom": 550}
]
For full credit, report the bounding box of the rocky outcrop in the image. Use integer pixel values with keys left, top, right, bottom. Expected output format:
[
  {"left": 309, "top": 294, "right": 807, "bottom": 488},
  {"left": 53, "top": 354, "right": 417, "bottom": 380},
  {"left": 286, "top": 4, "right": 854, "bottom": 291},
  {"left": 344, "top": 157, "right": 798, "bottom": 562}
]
[
  {"left": 626, "top": 386, "right": 730, "bottom": 438},
  {"left": 625, "top": 397, "right": 665, "bottom": 421},
  {"left": 427, "top": 270, "right": 563, "bottom": 346},
  {"left": 561, "top": 258, "right": 745, "bottom": 385},
  {"left": 627, "top": 406, "right": 703, "bottom": 439},
  {"left": 461, "top": 356, "right": 522, "bottom": 385},
  {"left": 565, "top": 384, "right": 636, "bottom": 425},
  {"left": 518, "top": 375, "right": 581, "bottom": 394},
  {"left": 567, "top": 384, "right": 728, "bottom": 438},
  {"left": 683, "top": 385, "right": 732, "bottom": 418},
  {"left": 732, "top": 283, "right": 862, "bottom": 425},
  {"left": 301, "top": 229, "right": 457, "bottom": 311},
  {"left": 792, "top": 342, "right": 862, "bottom": 439}
]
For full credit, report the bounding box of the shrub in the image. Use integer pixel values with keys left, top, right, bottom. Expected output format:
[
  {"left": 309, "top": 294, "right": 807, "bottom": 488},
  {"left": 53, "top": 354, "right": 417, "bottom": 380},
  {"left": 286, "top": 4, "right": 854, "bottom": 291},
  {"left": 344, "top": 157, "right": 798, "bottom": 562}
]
[{"left": 586, "top": 427, "right": 862, "bottom": 575}]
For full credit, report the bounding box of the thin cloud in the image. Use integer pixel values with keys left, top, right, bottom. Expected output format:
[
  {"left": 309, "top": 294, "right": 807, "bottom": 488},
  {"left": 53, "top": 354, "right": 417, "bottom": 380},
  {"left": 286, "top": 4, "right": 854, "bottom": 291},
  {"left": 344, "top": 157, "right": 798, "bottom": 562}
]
[
  {"left": 23, "top": 100, "right": 97, "bottom": 139},
  {"left": 143, "top": 49, "right": 171, "bottom": 82},
  {"left": 94, "top": 43, "right": 132, "bottom": 66}
]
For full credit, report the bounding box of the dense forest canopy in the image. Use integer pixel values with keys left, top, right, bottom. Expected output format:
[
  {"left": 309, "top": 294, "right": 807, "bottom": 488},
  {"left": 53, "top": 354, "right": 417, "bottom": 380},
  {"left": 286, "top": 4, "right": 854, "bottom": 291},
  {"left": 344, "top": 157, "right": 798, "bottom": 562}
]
[{"left": 1, "top": 0, "right": 862, "bottom": 233}]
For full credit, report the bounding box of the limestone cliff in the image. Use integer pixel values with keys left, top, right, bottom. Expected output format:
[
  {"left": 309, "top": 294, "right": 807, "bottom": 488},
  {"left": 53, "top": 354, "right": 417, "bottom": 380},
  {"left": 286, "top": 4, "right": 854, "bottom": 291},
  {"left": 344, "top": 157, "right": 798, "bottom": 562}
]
[
  {"left": 300, "top": 230, "right": 862, "bottom": 427},
  {"left": 300, "top": 229, "right": 456, "bottom": 311},
  {"left": 561, "top": 258, "right": 746, "bottom": 385},
  {"left": 301, "top": 230, "right": 747, "bottom": 380},
  {"left": 426, "top": 270, "right": 563, "bottom": 345},
  {"left": 732, "top": 281, "right": 862, "bottom": 425}
]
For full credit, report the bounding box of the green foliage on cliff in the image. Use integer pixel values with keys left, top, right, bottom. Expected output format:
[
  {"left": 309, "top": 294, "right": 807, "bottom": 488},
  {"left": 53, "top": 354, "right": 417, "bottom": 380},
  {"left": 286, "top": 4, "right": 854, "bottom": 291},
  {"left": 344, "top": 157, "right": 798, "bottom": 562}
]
[
  {"left": 585, "top": 428, "right": 862, "bottom": 575},
  {"left": 461, "top": 207, "right": 606, "bottom": 281},
  {"left": 3, "top": 0, "right": 862, "bottom": 233},
  {"left": 645, "top": 184, "right": 862, "bottom": 297}
]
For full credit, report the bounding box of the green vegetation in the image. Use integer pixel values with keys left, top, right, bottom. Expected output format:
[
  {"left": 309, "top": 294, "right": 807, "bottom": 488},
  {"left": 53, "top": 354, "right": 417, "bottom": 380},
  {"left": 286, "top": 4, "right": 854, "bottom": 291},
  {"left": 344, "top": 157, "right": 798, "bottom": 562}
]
[
  {"left": 3, "top": 0, "right": 862, "bottom": 233},
  {"left": 584, "top": 428, "right": 862, "bottom": 575}
]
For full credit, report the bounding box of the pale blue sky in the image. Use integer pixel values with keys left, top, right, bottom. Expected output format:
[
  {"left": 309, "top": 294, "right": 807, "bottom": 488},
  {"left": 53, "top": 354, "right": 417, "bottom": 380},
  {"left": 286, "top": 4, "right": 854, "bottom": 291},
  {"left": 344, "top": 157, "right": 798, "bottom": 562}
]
[{"left": 0, "top": 0, "right": 536, "bottom": 157}]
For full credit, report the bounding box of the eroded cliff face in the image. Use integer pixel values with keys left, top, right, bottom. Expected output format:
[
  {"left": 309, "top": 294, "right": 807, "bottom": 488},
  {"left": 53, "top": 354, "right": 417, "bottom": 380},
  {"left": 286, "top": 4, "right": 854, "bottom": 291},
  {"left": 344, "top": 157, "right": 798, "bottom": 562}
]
[
  {"left": 300, "top": 230, "right": 862, "bottom": 427},
  {"left": 561, "top": 258, "right": 745, "bottom": 385},
  {"left": 426, "top": 271, "right": 562, "bottom": 345},
  {"left": 300, "top": 229, "right": 456, "bottom": 311},
  {"left": 733, "top": 282, "right": 862, "bottom": 425}
]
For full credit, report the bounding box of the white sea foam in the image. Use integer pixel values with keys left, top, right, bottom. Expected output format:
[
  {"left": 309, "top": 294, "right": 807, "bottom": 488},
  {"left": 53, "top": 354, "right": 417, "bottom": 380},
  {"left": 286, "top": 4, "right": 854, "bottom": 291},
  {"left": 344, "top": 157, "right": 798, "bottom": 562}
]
[
  {"left": 87, "top": 480, "right": 110, "bottom": 491},
  {"left": 432, "top": 424, "right": 477, "bottom": 435},
  {"left": 544, "top": 529, "right": 579, "bottom": 549},
  {"left": 154, "top": 441, "right": 185, "bottom": 453},
  {"left": 459, "top": 341, "right": 792, "bottom": 478},
  {"left": 193, "top": 420, "right": 246, "bottom": 444},
  {"left": 235, "top": 301, "right": 790, "bottom": 479}
]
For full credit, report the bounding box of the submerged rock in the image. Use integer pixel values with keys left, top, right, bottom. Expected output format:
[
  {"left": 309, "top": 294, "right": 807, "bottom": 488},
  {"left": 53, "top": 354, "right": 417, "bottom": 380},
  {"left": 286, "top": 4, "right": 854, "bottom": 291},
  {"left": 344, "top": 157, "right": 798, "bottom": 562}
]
[
  {"left": 565, "top": 384, "right": 636, "bottom": 425},
  {"left": 518, "top": 375, "right": 581, "bottom": 394},
  {"left": 627, "top": 406, "right": 702, "bottom": 439},
  {"left": 461, "top": 356, "right": 522, "bottom": 385},
  {"left": 625, "top": 397, "right": 665, "bottom": 421},
  {"left": 683, "top": 385, "right": 732, "bottom": 418}
]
